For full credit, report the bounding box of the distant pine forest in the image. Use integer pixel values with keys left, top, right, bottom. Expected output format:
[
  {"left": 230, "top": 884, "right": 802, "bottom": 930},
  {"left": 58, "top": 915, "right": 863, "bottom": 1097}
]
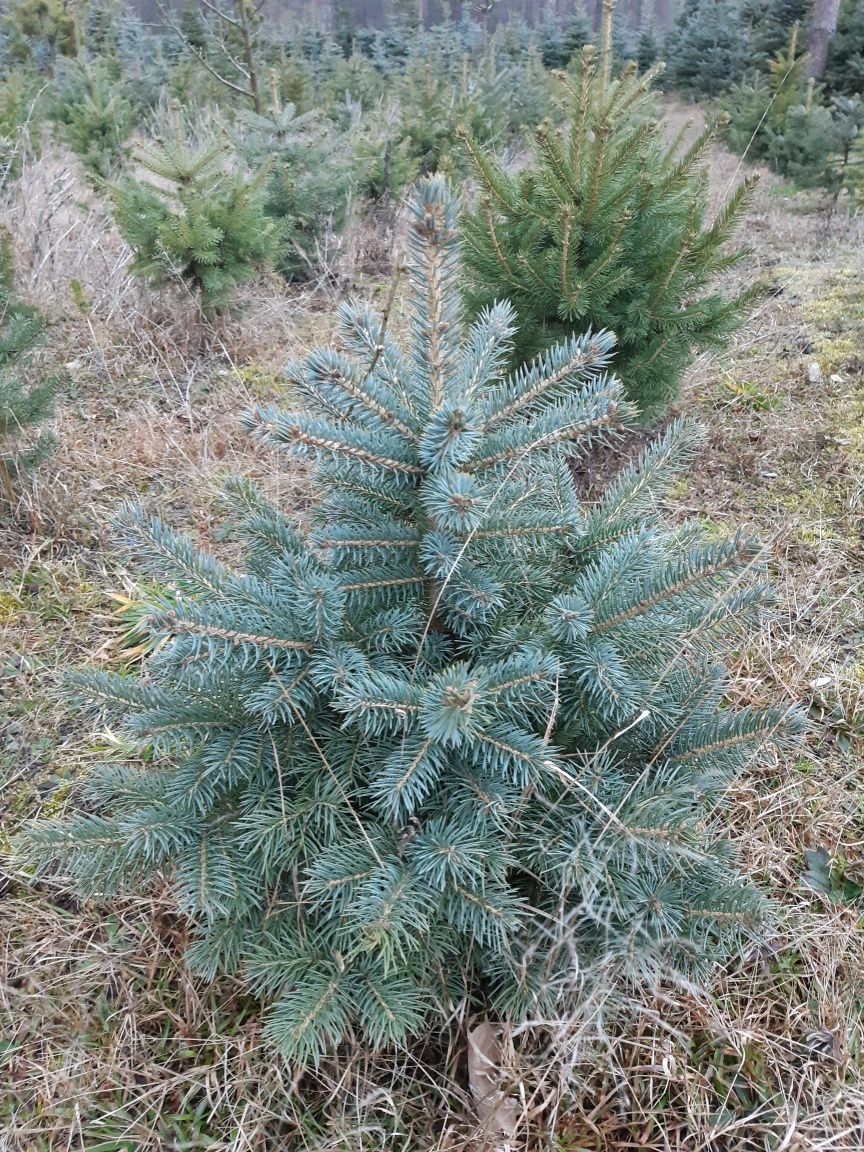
[{"left": 132, "top": 0, "right": 679, "bottom": 34}]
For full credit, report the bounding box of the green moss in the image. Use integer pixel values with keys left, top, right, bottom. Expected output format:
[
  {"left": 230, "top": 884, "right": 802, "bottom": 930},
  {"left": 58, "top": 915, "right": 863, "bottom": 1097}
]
[
  {"left": 0, "top": 589, "right": 23, "bottom": 624},
  {"left": 802, "top": 271, "right": 864, "bottom": 375},
  {"left": 667, "top": 476, "right": 690, "bottom": 499}
]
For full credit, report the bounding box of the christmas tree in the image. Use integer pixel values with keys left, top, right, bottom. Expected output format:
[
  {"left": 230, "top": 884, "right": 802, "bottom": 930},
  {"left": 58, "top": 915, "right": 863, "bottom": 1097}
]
[
  {"left": 740, "top": 0, "right": 813, "bottom": 66},
  {"left": 460, "top": 48, "right": 759, "bottom": 415},
  {"left": 49, "top": 58, "right": 135, "bottom": 182},
  {"left": 720, "top": 25, "right": 843, "bottom": 189},
  {"left": 538, "top": 4, "right": 592, "bottom": 70},
  {"left": 233, "top": 87, "right": 355, "bottom": 282},
  {"left": 23, "top": 178, "right": 802, "bottom": 1066},
  {"left": 824, "top": 0, "right": 864, "bottom": 99},
  {"left": 108, "top": 110, "right": 278, "bottom": 315},
  {"left": 665, "top": 0, "right": 751, "bottom": 97}
]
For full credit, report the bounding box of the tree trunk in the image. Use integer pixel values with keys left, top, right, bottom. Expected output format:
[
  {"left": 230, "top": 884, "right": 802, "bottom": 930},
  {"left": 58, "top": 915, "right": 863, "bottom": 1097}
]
[
  {"left": 808, "top": 0, "right": 841, "bottom": 79},
  {"left": 236, "top": 0, "right": 262, "bottom": 114},
  {"left": 599, "top": 0, "right": 616, "bottom": 91}
]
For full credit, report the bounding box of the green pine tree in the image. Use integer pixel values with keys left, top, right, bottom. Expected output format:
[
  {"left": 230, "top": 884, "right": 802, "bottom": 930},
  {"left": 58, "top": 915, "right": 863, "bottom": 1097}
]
[
  {"left": 740, "top": 0, "right": 813, "bottom": 65},
  {"left": 460, "top": 48, "right": 759, "bottom": 416},
  {"left": 232, "top": 84, "right": 355, "bottom": 283},
  {"left": 22, "top": 178, "right": 801, "bottom": 1066},
  {"left": 720, "top": 25, "right": 842, "bottom": 189},
  {"left": 635, "top": 22, "right": 659, "bottom": 73},
  {"left": 0, "top": 232, "right": 57, "bottom": 504},
  {"left": 665, "top": 0, "right": 751, "bottom": 97},
  {"left": 108, "top": 112, "right": 278, "bottom": 315},
  {"left": 49, "top": 59, "right": 135, "bottom": 182},
  {"left": 538, "top": 4, "right": 593, "bottom": 70}
]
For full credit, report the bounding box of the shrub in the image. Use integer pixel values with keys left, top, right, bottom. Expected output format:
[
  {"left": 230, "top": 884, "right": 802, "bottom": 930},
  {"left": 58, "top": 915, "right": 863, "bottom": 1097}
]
[
  {"left": 460, "top": 49, "right": 759, "bottom": 416},
  {"left": 108, "top": 114, "right": 278, "bottom": 315},
  {"left": 22, "top": 178, "right": 801, "bottom": 1067},
  {"left": 0, "top": 233, "right": 57, "bottom": 503}
]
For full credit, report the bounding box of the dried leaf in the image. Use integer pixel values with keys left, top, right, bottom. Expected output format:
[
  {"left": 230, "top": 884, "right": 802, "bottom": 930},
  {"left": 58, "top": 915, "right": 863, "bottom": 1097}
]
[{"left": 467, "top": 1020, "right": 519, "bottom": 1147}]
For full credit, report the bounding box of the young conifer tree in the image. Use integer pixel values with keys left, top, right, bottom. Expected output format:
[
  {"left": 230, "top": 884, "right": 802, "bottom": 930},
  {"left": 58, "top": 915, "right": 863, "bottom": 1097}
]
[
  {"left": 0, "top": 233, "right": 56, "bottom": 504},
  {"left": 665, "top": 0, "right": 751, "bottom": 96},
  {"left": 232, "top": 83, "right": 355, "bottom": 282},
  {"left": 109, "top": 110, "right": 278, "bottom": 315},
  {"left": 824, "top": 0, "right": 864, "bottom": 98},
  {"left": 23, "top": 178, "right": 801, "bottom": 1065},
  {"left": 459, "top": 47, "right": 760, "bottom": 416},
  {"left": 50, "top": 59, "right": 135, "bottom": 182}
]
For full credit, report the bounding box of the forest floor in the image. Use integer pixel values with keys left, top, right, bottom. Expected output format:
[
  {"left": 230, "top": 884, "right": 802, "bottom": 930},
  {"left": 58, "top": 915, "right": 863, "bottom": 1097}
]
[{"left": 1, "top": 103, "right": 864, "bottom": 1150}]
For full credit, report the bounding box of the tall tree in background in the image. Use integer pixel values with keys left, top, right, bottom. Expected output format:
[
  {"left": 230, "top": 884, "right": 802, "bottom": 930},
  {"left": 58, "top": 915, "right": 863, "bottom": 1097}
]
[
  {"left": 808, "top": 0, "right": 841, "bottom": 78},
  {"left": 824, "top": 0, "right": 863, "bottom": 95},
  {"left": 160, "top": 0, "right": 265, "bottom": 112}
]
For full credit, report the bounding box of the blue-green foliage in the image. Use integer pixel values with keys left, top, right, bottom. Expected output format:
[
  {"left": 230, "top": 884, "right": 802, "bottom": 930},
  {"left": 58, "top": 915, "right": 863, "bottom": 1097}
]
[
  {"left": 0, "top": 233, "right": 57, "bottom": 494},
  {"left": 232, "top": 95, "right": 356, "bottom": 282},
  {"left": 23, "top": 178, "right": 802, "bottom": 1064}
]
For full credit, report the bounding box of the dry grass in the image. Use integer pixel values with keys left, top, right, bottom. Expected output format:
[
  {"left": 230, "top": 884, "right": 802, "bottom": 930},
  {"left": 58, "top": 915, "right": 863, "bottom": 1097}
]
[{"left": 2, "top": 117, "right": 864, "bottom": 1149}]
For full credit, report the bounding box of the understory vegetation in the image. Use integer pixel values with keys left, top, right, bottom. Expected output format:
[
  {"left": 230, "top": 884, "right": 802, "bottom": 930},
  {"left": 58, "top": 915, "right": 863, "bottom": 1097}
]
[
  {"left": 667, "top": 0, "right": 864, "bottom": 196},
  {"left": 1, "top": 1, "right": 863, "bottom": 1149}
]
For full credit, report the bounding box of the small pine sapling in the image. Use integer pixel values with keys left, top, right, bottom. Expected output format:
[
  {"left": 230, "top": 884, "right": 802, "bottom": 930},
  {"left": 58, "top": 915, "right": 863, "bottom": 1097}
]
[
  {"left": 460, "top": 47, "right": 760, "bottom": 415},
  {"left": 350, "top": 102, "right": 418, "bottom": 204},
  {"left": 49, "top": 59, "right": 135, "bottom": 182},
  {"left": 232, "top": 83, "right": 355, "bottom": 283},
  {"left": 635, "top": 23, "right": 659, "bottom": 73},
  {"left": 538, "top": 4, "right": 592, "bottom": 70},
  {"left": 108, "top": 110, "right": 278, "bottom": 315},
  {"left": 22, "top": 179, "right": 802, "bottom": 1070},
  {"left": 721, "top": 27, "right": 845, "bottom": 190},
  {"left": 0, "top": 234, "right": 57, "bottom": 504}
]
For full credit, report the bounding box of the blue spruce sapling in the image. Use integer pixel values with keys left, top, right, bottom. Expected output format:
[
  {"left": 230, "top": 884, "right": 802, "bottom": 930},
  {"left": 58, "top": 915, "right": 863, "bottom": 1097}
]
[{"left": 23, "top": 178, "right": 801, "bottom": 1064}]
